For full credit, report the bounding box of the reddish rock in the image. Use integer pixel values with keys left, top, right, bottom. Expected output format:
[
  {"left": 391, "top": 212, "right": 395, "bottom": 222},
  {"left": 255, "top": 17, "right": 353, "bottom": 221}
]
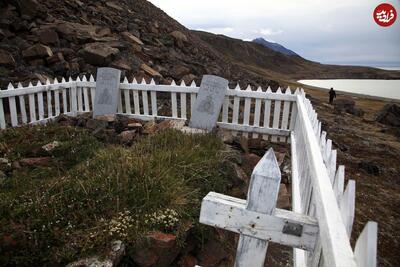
[
  {"left": 156, "top": 120, "right": 185, "bottom": 132},
  {"left": 0, "top": 49, "right": 16, "bottom": 67},
  {"left": 241, "top": 153, "right": 261, "bottom": 175},
  {"left": 46, "top": 52, "right": 65, "bottom": 65},
  {"left": 178, "top": 254, "right": 197, "bottom": 267},
  {"left": 111, "top": 59, "right": 132, "bottom": 71},
  {"left": 118, "top": 130, "right": 136, "bottom": 144},
  {"left": 132, "top": 249, "right": 158, "bottom": 267},
  {"left": 19, "top": 157, "right": 51, "bottom": 167},
  {"left": 277, "top": 184, "right": 291, "bottom": 209},
  {"left": 22, "top": 44, "right": 53, "bottom": 59},
  {"left": 170, "top": 31, "right": 188, "bottom": 47},
  {"left": 197, "top": 239, "right": 228, "bottom": 267},
  {"left": 141, "top": 63, "right": 162, "bottom": 77},
  {"left": 81, "top": 43, "right": 119, "bottom": 66},
  {"left": 171, "top": 65, "right": 191, "bottom": 79},
  {"left": 121, "top": 31, "right": 144, "bottom": 45},
  {"left": 38, "top": 29, "right": 59, "bottom": 45},
  {"left": 148, "top": 232, "right": 180, "bottom": 267}
]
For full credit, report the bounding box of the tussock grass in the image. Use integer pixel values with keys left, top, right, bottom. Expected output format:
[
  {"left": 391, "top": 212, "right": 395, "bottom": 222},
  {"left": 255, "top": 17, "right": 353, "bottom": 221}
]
[{"left": 0, "top": 126, "right": 238, "bottom": 266}]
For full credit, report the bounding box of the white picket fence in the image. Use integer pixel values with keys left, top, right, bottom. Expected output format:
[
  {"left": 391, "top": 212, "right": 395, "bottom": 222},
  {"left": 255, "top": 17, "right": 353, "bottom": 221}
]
[{"left": 0, "top": 76, "right": 377, "bottom": 266}]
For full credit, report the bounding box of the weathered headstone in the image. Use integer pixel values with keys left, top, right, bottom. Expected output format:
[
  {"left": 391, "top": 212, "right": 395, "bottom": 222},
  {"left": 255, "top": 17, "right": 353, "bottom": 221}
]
[
  {"left": 93, "top": 67, "right": 121, "bottom": 118},
  {"left": 189, "top": 75, "right": 228, "bottom": 131}
]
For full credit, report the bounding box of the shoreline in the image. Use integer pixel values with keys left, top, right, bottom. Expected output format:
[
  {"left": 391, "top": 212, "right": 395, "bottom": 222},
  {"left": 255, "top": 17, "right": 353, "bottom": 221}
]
[{"left": 294, "top": 82, "right": 400, "bottom": 104}]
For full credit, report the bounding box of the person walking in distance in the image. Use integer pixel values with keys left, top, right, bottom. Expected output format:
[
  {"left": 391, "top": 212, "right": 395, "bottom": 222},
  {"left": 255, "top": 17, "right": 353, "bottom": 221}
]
[{"left": 329, "top": 87, "right": 336, "bottom": 104}]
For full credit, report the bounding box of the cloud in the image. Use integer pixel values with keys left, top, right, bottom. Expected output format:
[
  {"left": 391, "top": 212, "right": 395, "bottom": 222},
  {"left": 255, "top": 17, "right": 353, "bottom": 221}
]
[{"left": 149, "top": 0, "right": 400, "bottom": 66}]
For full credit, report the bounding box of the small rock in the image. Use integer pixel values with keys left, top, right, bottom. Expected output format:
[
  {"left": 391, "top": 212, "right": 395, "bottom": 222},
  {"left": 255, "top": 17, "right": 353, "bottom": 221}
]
[
  {"left": 105, "top": 2, "right": 124, "bottom": 11},
  {"left": 121, "top": 31, "right": 144, "bottom": 45},
  {"left": 82, "top": 43, "right": 119, "bottom": 66},
  {"left": 127, "top": 122, "right": 143, "bottom": 129},
  {"left": 178, "top": 255, "right": 197, "bottom": 267},
  {"left": 111, "top": 59, "right": 132, "bottom": 71},
  {"left": 277, "top": 184, "right": 291, "bottom": 209},
  {"left": 197, "top": 239, "right": 228, "bottom": 267},
  {"left": 95, "top": 114, "right": 116, "bottom": 122},
  {"left": 141, "top": 63, "right": 162, "bottom": 77},
  {"left": 38, "top": 29, "right": 59, "bottom": 45},
  {"left": 148, "top": 232, "right": 180, "bottom": 267},
  {"left": 333, "top": 99, "right": 364, "bottom": 117},
  {"left": 241, "top": 153, "right": 261, "bottom": 175},
  {"left": 359, "top": 161, "right": 380, "bottom": 175},
  {"left": 11, "top": 161, "right": 21, "bottom": 170},
  {"left": 0, "top": 49, "right": 16, "bottom": 67},
  {"left": 0, "top": 158, "right": 9, "bottom": 164},
  {"left": 118, "top": 130, "right": 136, "bottom": 144},
  {"left": 86, "top": 119, "right": 108, "bottom": 130},
  {"left": 19, "top": 157, "right": 51, "bottom": 167},
  {"left": 42, "top": 141, "right": 61, "bottom": 152},
  {"left": 170, "top": 31, "right": 188, "bottom": 48},
  {"left": 171, "top": 65, "right": 191, "bottom": 79},
  {"left": 156, "top": 120, "right": 185, "bottom": 132},
  {"left": 217, "top": 129, "right": 234, "bottom": 144},
  {"left": 22, "top": 44, "right": 53, "bottom": 59},
  {"left": 376, "top": 104, "right": 400, "bottom": 127},
  {"left": 132, "top": 249, "right": 158, "bottom": 267}
]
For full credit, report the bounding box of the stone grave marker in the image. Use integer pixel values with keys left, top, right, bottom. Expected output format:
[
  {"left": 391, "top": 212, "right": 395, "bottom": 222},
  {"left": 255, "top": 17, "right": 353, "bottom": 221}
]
[
  {"left": 93, "top": 67, "right": 121, "bottom": 118},
  {"left": 189, "top": 75, "right": 228, "bottom": 131}
]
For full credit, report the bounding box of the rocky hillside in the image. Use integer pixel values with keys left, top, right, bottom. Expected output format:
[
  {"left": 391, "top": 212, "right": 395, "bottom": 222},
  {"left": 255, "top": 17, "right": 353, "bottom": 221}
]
[
  {"left": 1, "top": 0, "right": 399, "bottom": 92},
  {"left": 194, "top": 31, "right": 400, "bottom": 81},
  {"left": 0, "top": 0, "right": 280, "bottom": 90}
]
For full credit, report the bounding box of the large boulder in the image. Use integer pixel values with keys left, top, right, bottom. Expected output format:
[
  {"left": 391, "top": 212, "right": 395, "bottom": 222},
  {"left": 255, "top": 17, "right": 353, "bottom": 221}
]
[
  {"left": 38, "top": 29, "right": 59, "bottom": 45},
  {"left": 334, "top": 99, "right": 364, "bottom": 117},
  {"left": 376, "top": 104, "right": 400, "bottom": 127},
  {"left": 170, "top": 31, "right": 188, "bottom": 48},
  {"left": 0, "top": 49, "right": 16, "bottom": 67},
  {"left": 81, "top": 43, "right": 119, "bottom": 66},
  {"left": 22, "top": 44, "right": 53, "bottom": 59}
]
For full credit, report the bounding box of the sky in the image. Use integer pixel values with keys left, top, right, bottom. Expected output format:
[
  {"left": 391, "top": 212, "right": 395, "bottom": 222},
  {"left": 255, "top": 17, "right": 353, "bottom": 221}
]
[{"left": 148, "top": 0, "right": 400, "bottom": 67}]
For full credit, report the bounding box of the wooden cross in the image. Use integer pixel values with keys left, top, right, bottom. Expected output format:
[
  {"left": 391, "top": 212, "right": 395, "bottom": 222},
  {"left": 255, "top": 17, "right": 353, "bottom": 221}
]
[{"left": 199, "top": 148, "right": 319, "bottom": 266}]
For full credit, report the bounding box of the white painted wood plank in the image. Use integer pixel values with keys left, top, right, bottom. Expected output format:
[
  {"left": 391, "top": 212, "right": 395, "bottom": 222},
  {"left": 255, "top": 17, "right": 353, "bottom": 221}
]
[
  {"left": 340, "top": 180, "right": 355, "bottom": 237},
  {"left": 235, "top": 148, "right": 281, "bottom": 267},
  {"left": 290, "top": 132, "right": 307, "bottom": 267},
  {"left": 70, "top": 79, "right": 78, "bottom": 116},
  {"left": 151, "top": 91, "right": 157, "bottom": 116},
  {"left": 279, "top": 88, "right": 291, "bottom": 142},
  {"left": 133, "top": 90, "right": 140, "bottom": 115},
  {"left": 8, "top": 83, "right": 18, "bottom": 127},
  {"left": 200, "top": 192, "right": 318, "bottom": 251},
  {"left": 117, "top": 90, "right": 123, "bottom": 114},
  {"left": 217, "top": 122, "right": 290, "bottom": 136},
  {"left": 171, "top": 92, "right": 178, "bottom": 118},
  {"left": 0, "top": 98, "right": 5, "bottom": 129},
  {"left": 83, "top": 87, "right": 89, "bottom": 112},
  {"left": 253, "top": 87, "right": 262, "bottom": 138},
  {"left": 90, "top": 75, "right": 95, "bottom": 109},
  {"left": 328, "top": 150, "right": 337, "bottom": 184},
  {"left": 62, "top": 88, "right": 68, "bottom": 114},
  {"left": 54, "top": 89, "right": 60, "bottom": 116},
  {"left": 271, "top": 87, "right": 282, "bottom": 142},
  {"left": 263, "top": 87, "right": 272, "bottom": 140},
  {"left": 17, "top": 83, "right": 27, "bottom": 124},
  {"left": 243, "top": 86, "right": 252, "bottom": 138},
  {"left": 28, "top": 92, "right": 36, "bottom": 122},
  {"left": 77, "top": 86, "right": 83, "bottom": 112},
  {"left": 232, "top": 94, "right": 240, "bottom": 124},
  {"left": 142, "top": 90, "right": 149, "bottom": 115},
  {"left": 295, "top": 95, "right": 356, "bottom": 267},
  {"left": 124, "top": 90, "right": 131, "bottom": 114},
  {"left": 47, "top": 90, "right": 52, "bottom": 118},
  {"left": 38, "top": 91, "right": 44, "bottom": 120},
  {"left": 180, "top": 92, "right": 187, "bottom": 119},
  {"left": 333, "top": 165, "right": 345, "bottom": 204},
  {"left": 354, "top": 221, "right": 378, "bottom": 267}
]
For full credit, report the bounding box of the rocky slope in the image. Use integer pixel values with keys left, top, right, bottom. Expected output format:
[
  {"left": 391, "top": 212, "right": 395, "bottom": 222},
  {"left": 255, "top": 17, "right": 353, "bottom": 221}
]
[{"left": 0, "top": 0, "right": 280, "bottom": 90}]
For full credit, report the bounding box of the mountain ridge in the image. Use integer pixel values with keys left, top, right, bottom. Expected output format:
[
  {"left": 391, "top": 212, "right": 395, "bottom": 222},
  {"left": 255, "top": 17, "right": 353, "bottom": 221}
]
[{"left": 252, "top": 37, "right": 298, "bottom": 57}]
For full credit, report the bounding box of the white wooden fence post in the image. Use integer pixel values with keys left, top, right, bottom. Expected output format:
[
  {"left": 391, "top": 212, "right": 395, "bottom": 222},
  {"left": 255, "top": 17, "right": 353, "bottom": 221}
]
[
  {"left": 355, "top": 221, "right": 378, "bottom": 267},
  {"left": 235, "top": 148, "right": 281, "bottom": 266}
]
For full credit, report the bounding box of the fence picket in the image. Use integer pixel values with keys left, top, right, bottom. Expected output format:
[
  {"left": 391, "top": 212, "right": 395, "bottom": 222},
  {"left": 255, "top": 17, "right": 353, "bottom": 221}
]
[
  {"left": 69, "top": 77, "right": 77, "bottom": 116},
  {"left": 46, "top": 80, "right": 53, "bottom": 118},
  {"left": 280, "top": 87, "right": 291, "bottom": 142},
  {"left": 354, "top": 222, "right": 378, "bottom": 267},
  {"left": 271, "top": 87, "right": 282, "bottom": 142},
  {"left": 142, "top": 89, "right": 149, "bottom": 115},
  {"left": 263, "top": 87, "right": 272, "bottom": 140},
  {"left": 37, "top": 81, "right": 44, "bottom": 120},
  {"left": 8, "top": 83, "right": 18, "bottom": 127},
  {"left": 90, "top": 75, "right": 95, "bottom": 108},
  {"left": 82, "top": 76, "right": 90, "bottom": 112},
  {"left": 252, "top": 86, "right": 262, "bottom": 138},
  {"left": 0, "top": 98, "right": 5, "bottom": 129},
  {"left": 340, "top": 180, "right": 355, "bottom": 237},
  {"left": 28, "top": 82, "right": 36, "bottom": 122},
  {"left": 76, "top": 77, "right": 83, "bottom": 112},
  {"left": 222, "top": 95, "right": 229, "bottom": 123},
  {"left": 243, "top": 85, "right": 252, "bottom": 137},
  {"left": 150, "top": 79, "right": 158, "bottom": 116},
  {"left": 18, "top": 83, "right": 27, "bottom": 124},
  {"left": 333, "top": 165, "right": 345, "bottom": 204}
]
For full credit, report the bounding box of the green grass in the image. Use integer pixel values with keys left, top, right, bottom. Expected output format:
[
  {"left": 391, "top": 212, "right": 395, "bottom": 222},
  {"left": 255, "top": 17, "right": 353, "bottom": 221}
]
[{"left": 0, "top": 125, "right": 238, "bottom": 266}]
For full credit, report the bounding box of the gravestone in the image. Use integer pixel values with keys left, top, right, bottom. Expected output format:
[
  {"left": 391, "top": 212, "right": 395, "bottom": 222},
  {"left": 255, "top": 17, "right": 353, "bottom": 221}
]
[
  {"left": 189, "top": 75, "right": 228, "bottom": 131},
  {"left": 93, "top": 67, "right": 121, "bottom": 118}
]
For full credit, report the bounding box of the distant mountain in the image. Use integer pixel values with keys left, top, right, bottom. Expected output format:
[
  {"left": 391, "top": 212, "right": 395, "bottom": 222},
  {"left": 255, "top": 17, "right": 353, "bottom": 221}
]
[{"left": 252, "top": 37, "right": 298, "bottom": 56}]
